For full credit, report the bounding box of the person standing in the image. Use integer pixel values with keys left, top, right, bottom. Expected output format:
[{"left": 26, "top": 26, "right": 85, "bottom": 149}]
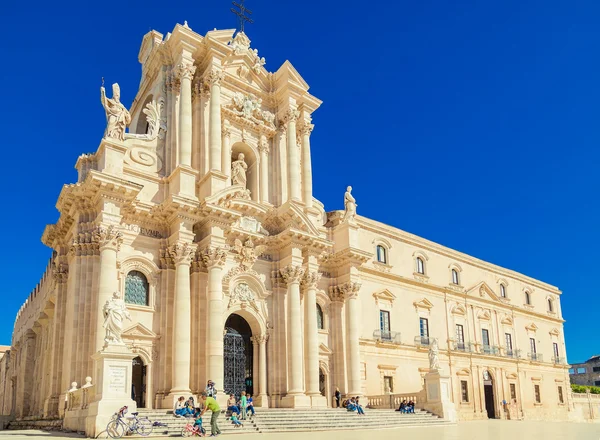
[
  {"left": 335, "top": 387, "right": 341, "bottom": 408},
  {"left": 200, "top": 391, "right": 221, "bottom": 437},
  {"left": 206, "top": 380, "right": 217, "bottom": 398},
  {"left": 240, "top": 391, "right": 248, "bottom": 420}
]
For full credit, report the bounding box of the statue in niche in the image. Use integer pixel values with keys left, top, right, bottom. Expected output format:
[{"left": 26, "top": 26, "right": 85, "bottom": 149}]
[
  {"left": 102, "top": 291, "right": 132, "bottom": 346},
  {"left": 101, "top": 81, "right": 131, "bottom": 141},
  {"left": 429, "top": 338, "right": 441, "bottom": 372},
  {"left": 231, "top": 153, "right": 248, "bottom": 188},
  {"left": 342, "top": 186, "right": 357, "bottom": 222}
]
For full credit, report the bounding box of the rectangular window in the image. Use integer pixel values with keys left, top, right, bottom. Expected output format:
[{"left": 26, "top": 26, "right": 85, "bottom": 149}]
[
  {"left": 510, "top": 383, "right": 517, "bottom": 400},
  {"left": 593, "top": 367, "right": 600, "bottom": 372},
  {"left": 380, "top": 310, "right": 391, "bottom": 340},
  {"left": 530, "top": 338, "right": 537, "bottom": 355},
  {"left": 595, "top": 381, "right": 600, "bottom": 386},
  {"left": 460, "top": 380, "right": 469, "bottom": 402},
  {"left": 482, "top": 329, "right": 490, "bottom": 347},
  {"left": 553, "top": 342, "right": 559, "bottom": 360},
  {"left": 558, "top": 386, "right": 564, "bottom": 404},
  {"left": 577, "top": 367, "right": 586, "bottom": 374},
  {"left": 419, "top": 318, "right": 429, "bottom": 339},
  {"left": 384, "top": 376, "right": 394, "bottom": 393},
  {"left": 569, "top": 368, "right": 575, "bottom": 374},
  {"left": 505, "top": 333, "right": 513, "bottom": 354},
  {"left": 534, "top": 384, "right": 541, "bottom": 403},
  {"left": 456, "top": 324, "right": 465, "bottom": 347}
]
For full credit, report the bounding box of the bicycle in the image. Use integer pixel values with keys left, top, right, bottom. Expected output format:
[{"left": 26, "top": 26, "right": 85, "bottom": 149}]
[
  {"left": 181, "top": 421, "right": 206, "bottom": 437},
  {"left": 106, "top": 406, "right": 154, "bottom": 438}
]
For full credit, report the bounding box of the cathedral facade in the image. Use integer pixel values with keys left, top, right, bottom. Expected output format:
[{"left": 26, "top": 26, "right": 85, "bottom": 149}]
[{"left": 0, "top": 23, "right": 572, "bottom": 424}]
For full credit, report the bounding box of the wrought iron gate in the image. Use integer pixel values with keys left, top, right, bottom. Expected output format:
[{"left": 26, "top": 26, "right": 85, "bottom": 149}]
[{"left": 223, "top": 327, "right": 246, "bottom": 396}]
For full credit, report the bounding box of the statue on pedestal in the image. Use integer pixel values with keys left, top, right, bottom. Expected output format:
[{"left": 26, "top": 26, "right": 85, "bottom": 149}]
[
  {"left": 429, "top": 338, "right": 441, "bottom": 372},
  {"left": 342, "top": 186, "right": 357, "bottom": 222},
  {"left": 102, "top": 292, "right": 132, "bottom": 346},
  {"left": 101, "top": 82, "right": 131, "bottom": 141},
  {"left": 231, "top": 153, "right": 248, "bottom": 188}
]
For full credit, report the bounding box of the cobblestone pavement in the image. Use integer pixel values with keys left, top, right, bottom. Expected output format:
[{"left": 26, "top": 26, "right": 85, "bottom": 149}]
[{"left": 0, "top": 421, "right": 599, "bottom": 439}]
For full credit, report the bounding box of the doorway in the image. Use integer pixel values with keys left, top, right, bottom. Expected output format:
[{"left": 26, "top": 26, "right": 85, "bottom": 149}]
[
  {"left": 224, "top": 314, "right": 253, "bottom": 397},
  {"left": 483, "top": 370, "right": 495, "bottom": 419},
  {"left": 132, "top": 356, "right": 146, "bottom": 408}
]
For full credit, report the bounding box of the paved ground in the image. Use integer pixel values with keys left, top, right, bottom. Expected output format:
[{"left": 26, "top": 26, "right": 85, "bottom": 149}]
[{"left": 0, "top": 421, "right": 599, "bottom": 439}]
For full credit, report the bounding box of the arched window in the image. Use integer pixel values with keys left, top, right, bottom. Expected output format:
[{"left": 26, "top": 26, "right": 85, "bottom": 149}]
[
  {"left": 500, "top": 284, "right": 506, "bottom": 298},
  {"left": 525, "top": 291, "right": 531, "bottom": 305},
  {"left": 316, "top": 304, "right": 324, "bottom": 330},
  {"left": 451, "top": 269, "right": 459, "bottom": 285},
  {"left": 416, "top": 257, "right": 425, "bottom": 275},
  {"left": 125, "top": 270, "right": 149, "bottom": 306},
  {"left": 548, "top": 298, "right": 554, "bottom": 312},
  {"left": 376, "top": 245, "right": 387, "bottom": 264}
]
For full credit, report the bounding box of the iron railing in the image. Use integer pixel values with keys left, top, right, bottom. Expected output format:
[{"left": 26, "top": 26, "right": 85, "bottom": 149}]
[
  {"left": 451, "top": 340, "right": 474, "bottom": 353},
  {"left": 481, "top": 345, "right": 500, "bottom": 356},
  {"left": 414, "top": 335, "right": 431, "bottom": 347},
  {"left": 504, "top": 348, "right": 521, "bottom": 359},
  {"left": 528, "top": 352, "right": 543, "bottom": 362},
  {"left": 552, "top": 356, "right": 565, "bottom": 365},
  {"left": 373, "top": 329, "right": 401, "bottom": 344}
]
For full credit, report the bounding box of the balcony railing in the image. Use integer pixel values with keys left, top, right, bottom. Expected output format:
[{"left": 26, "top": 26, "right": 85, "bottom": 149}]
[
  {"left": 414, "top": 335, "right": 431, "bottom": 347},
  {"left": 451, "top": 340, "right": 474, "bottom": 353},
  {"left": 373, "top": 329, "right": 401, "bottom": 344},
  {"left": 480, "top": 345, "right": 500, "bottom": 356},
  {"left": 504, "top": 348, "right": 521, "bottom": 359},
  {"left": 528, "top": 352, "right": 543, "bottom": 362},
  {"left": 552, "top": 356, "right": 566, "bottom": 365}
]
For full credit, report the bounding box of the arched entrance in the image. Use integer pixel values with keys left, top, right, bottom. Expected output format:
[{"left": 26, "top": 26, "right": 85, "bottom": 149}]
[
  {"left": 224, "top": 314, "right": 253, "bottom": 397},
  {"left": 132, "top": 356, "right": 146, "bottom": 408},
  {"left": 483, "top": 370, "right": 495, "bottom": 419}
]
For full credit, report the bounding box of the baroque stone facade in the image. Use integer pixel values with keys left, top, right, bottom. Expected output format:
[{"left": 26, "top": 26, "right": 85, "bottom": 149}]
[{"left": 0, "top": 23, "right": 572, "bottom": 426}]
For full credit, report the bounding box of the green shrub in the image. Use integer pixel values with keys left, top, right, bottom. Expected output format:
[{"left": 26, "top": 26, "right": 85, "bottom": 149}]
[{"left": 571, "top": 384, "right": 600, "bottom": 394}]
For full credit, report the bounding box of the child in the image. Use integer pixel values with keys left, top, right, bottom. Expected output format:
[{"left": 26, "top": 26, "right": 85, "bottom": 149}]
[
  {"left": 240, "top": 391, "right": 248, "bottom": 420},
  {"left": 193, "top": 409, "right": 205, "bottom": 436},
  {"left": 231, "top": 413, "right": 243, "bottom": 428},
  {"left": 246, "top": 394, "right": 255, "bottom": 417}
]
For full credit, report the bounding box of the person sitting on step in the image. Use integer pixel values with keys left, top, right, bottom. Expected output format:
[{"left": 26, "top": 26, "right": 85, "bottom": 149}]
[
  {"left": 231, "top": 413, "right": 243, "bottom": 428},
  {"left": 246, "top": 394, "right": 256, "bottom": 417},
  {"left": 407, "top": 400, "right": 415, "bottom": 414},
  {"left": 227, "top": 394, "right": 240, "bottom": 417},
  {"left": 355, "top": 397, "right": 365, "bottom": 415},
  {"left": 174, "top": 396, "right": 193, "bottom": 418},
  {"left": 346, "top": 397, "right": 357, "bottom": 412}
]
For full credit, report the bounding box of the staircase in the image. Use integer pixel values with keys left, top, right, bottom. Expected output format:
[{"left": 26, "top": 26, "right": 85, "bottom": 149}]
[{"left": 136, "top": 407, "right": 452, "bottom": 436}]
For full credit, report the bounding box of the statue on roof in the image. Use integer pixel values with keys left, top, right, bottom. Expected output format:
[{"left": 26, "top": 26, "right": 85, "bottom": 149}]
[
  {"left": 342, "top": 186, "right": 357, "bottom": 223},
  {"left": 101, "top": 81, "right": 131, "bottom": 141}
]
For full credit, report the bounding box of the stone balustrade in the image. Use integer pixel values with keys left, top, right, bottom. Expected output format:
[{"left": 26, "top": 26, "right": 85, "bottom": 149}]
[{"left": 366, "top": 391, "right": 425, "bottom": 410}]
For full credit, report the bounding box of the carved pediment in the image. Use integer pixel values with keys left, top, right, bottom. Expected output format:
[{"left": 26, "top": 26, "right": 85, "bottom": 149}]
[
  {"left": 500, "top": 314, "right": 513, "bottom": 325},
  {"left": 413, "top": 298, "right": 434, "bottom": 310},
  {"left": 456, "top": 368, "right": 471, "bottom": 376},
  {"left": 525, "top": 323, "right": 538, "bottom": 332},
  {"left": 262, "top": 203, "right": 320, "bottom": 237},
  {"left": 476, "top": 309, "right": 492, "bottom": 321},
  {"left": 505, "top": 372, "right": 518, "bottom": 380},
  {"left": 450, "top": 303, "right": 467, "bottom": 316},
  {"left": 549, "top": 328, "right": 560, "bottom": 336},
  {"left": 467, "top": 282, "right": 501, "bottom": 302},
  {"left": 319, "top": 343, "right": 333, "bottom": 356},
  {"left": 122, "top": 323, "right": 158, "bottom": 340},
  {"left": 373, "top": 289, "right": 396, "bottom": 305}
]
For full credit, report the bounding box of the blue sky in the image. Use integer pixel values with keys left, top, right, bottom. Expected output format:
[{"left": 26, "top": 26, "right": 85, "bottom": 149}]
[{"left": 1, "top": 1, "right": 599, "bottom": 362}]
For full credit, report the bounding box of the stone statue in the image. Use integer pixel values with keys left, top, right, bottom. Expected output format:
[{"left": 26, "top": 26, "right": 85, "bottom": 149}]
[
  {"left": 102, "top": 292, "right": 132, "bottom": 345},
  {"left": 101, "top": 82, "right": 131, "bottom": 141},
  {"left": 231, "top": 153, "right": 248, "bottom": 188},
  {"left": 429, "top": 338, "right": 441, "bottom": 372},
  {"left": 342, "top": 186, "right": 357, "bottom": 222}
]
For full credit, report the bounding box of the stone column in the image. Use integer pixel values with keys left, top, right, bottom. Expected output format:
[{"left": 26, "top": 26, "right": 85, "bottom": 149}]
[
  {"left": 280, "top": 265, "right": 306, "bottom": 396},
  {"left": 207, "top": 69, "right": 224, "bottom": 172},
  {"left": 258, "top": 334, "right": 268, "bottom": 401},
  {"left": 342, "top": 281, "right": 362, "bottom": 396},
  {"left": 222, "top": 122, "right": 232, "bottom": 181},
  {"left": 284, "top": 109, "right": 301, "bottom": 201},
  {"left": 251, "top": 337, "right": 259, "bottom": 395},
  {"left": 258, "top": 135, "right": 270, "bottom": 203},
  {"left": 94, "top": 225, "right": 123, "bottom": 353},
  {"left": 201, "top": 248, "right": 227, "bottom": 396},
  {"left": 168, "top": 243, "right": 195, "bottom": 394},
  {"left": 300, "top": 124, "right": 314, "bottom": 208},
  {"left": 302, "top": 271, "right": 321, "bottom": 397},
  {"left": 177, "top": 62, "right": 196, "bottom": 167}
]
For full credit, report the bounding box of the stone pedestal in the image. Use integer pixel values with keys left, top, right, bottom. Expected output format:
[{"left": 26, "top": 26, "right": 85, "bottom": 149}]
[
  {"left": 168, "top": 166, "right": 198, "bottom": 200},
  {"left": 423, "top": 370, "right": 457, "bottom": 423},
  {"left": 198, "top": 170, "right": 229, "bottom": 200},
  {"left": 85, "top": 344, "right": 137, "bottom": 438},
  {"left": 280, "top": 394, "right": 312, "bottom": 408}
]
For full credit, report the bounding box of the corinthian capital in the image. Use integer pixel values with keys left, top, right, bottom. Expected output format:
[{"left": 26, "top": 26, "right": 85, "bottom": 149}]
[
  {"left": 280, "top": 265, "right": 305, "bottom": 285},
  {"left": 201, "top": 247, "right": 228, "bottom": 269},
  {"left": 176, "top": 62, "right": 197, "bottom": 81},
  {"left": 205, "top": 69, "right": 224, "bottom": 87},
  {"left": 300, "top": 123, "right": 314, "bottom": 137},
  {"left": 301, "top": 271, "right": 322, "bottom": 289},
  {"left": 52, "top": 262, "right": 69, "bottom": 284},
  {"left": 94, "top": 225, "right": 123, "bottom": 252},
  {"left": 339, "top": 281, "right": 362, "bottom": 299},
  {"left": 283, "top": 108, "right": 299, "bottom": 124},
  {"left": 251, "top": 333, "right": 269, "bottom": 344},
  {"left": 328, "top": 285, "right": 345, "bottom": 303},
  {"left": 168, "top": 242, "right": 196, "bottom": 266}
]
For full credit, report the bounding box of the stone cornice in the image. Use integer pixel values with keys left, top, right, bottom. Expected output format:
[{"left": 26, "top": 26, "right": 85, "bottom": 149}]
[{"left": 355, "top": 217, "right": 561, "bottom": 294}]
